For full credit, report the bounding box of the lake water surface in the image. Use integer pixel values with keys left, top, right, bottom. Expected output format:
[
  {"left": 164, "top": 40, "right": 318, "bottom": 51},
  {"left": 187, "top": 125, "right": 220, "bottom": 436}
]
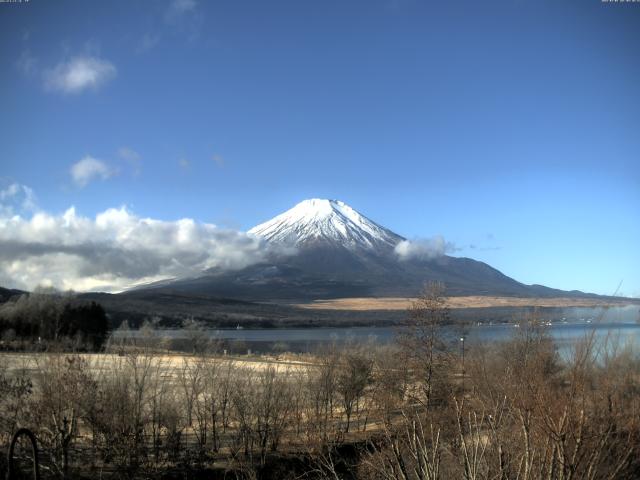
[{"left": 115, "top": 305, "right": 640, "bottom": 355}]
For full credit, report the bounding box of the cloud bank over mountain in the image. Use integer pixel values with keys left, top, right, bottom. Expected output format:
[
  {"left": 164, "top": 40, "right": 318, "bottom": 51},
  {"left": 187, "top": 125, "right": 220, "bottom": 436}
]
[
  {"left": 0, "top": 205, "right": 278, "bottom": 293},
  {"left": 0, "top": 194, "right": 611, "bottom": 299},
  {"left": 0, "top": 193, "right": 460, "bottom": 294}
]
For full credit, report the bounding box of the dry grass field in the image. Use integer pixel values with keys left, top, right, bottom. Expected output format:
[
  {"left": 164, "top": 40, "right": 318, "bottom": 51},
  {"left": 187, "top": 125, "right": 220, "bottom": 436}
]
[{"left": 295, "top": 295, "right": 637, "bottom": 311}]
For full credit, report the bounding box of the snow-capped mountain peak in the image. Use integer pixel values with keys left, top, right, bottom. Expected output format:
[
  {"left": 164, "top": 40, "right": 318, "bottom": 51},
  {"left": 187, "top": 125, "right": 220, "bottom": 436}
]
[{"left": 248, "top": 199, "right": 404, "bottom": 250}]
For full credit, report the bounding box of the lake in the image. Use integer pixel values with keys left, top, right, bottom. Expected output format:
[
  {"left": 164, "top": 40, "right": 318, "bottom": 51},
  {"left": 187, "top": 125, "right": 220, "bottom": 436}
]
[{"left": 114, "top": 305, "right": 640, "bottom": 356}]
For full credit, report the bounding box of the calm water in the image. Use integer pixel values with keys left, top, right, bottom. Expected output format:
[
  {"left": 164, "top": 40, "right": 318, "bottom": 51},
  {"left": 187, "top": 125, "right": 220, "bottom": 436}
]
[{"left": 115, "top": 305, "right": 640, "bottom": 355}]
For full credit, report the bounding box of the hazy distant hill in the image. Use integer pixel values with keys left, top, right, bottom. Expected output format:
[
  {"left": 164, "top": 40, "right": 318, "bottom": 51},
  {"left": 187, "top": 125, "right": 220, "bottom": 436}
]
[{"left": 0, "top": 286, "right": 25, "bottom": 303}]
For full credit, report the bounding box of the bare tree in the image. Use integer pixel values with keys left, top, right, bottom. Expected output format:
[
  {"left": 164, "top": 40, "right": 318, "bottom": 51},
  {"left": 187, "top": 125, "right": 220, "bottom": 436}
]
[
  {"left": 178, "top": 356, "right": 203, "bottom": 429},
  {"left": 364, "top": 410, "right": 443, "bottom": 480},
  {"left": 29, "top": 355, "right": 97, "bottom": 477},
  {"left": 398, "top": 281, "right": 451, "bottom": 408},
  {"left": 305, "top": 345, "right": 340, "bottom": 445},
  {"left": 0, "top": 363, "right": 32, "bottom": 446},
  {"left": 254, "top": 366, "right": 294, "bottom": 463},
  {"left": 370, "top": 345, "right": 410, "bottom": 428},
  {"left": 337, "top": 348, "right": 373, "bottom": 433}
]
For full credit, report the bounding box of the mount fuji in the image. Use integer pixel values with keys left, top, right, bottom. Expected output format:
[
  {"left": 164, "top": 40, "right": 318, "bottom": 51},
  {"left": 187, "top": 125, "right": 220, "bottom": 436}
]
[
  {"left": 142, "top": 199, "right": 590, "bottom": 301},
  {"left": 248, "top": 199, "right": 403, "bottom": 251}
]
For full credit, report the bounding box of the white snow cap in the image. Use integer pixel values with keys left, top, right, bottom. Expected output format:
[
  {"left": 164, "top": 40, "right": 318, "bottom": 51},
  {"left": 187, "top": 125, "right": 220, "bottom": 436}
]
[{"left": 248, "top": 198, "right": 403, "bottom": 250}]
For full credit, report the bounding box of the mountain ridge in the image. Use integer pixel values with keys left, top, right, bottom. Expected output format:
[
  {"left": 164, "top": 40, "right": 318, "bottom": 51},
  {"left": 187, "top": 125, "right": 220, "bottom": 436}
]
[{"left": 137, "top": 198, "right": 606, "bottom": 301}]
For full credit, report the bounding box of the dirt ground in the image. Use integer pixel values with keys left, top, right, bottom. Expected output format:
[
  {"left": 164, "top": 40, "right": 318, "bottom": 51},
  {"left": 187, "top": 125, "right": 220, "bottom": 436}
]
[{"left": 0, "top": 351, "right": 314, "bottom": 377}]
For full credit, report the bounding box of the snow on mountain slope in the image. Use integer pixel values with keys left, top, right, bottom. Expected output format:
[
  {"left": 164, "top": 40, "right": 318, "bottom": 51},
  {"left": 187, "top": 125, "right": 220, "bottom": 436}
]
[{"left": 248, "top": 199, "right": 404, "bottom": 251}]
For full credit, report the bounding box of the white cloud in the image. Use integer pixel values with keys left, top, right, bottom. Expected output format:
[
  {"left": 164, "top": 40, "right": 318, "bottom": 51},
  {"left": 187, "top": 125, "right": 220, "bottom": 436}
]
[
  {"left": 395, "top": 236, "right": 458, "bottom": 261},
  {"left": 70, "top": 156, "right": 116, "bottom": 187},
  {"left": 44, "top": 55, "right": 116, "bottom": 94},
  {"left": 0, "top": 183, "right": 37, "bottom": 217},
  {"left": 0, "top": 205, "right": 283, "bottom": 293}
]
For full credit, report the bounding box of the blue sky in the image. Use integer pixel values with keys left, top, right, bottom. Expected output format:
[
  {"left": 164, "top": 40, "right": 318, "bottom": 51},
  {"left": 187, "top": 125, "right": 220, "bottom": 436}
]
[{"left": 0, "top": 0, "right": 639, "bottom": 295}]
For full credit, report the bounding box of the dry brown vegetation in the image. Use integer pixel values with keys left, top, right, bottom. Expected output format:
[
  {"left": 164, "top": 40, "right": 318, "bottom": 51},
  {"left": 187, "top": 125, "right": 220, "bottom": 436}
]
[
  {"left": 294, "top": 296, "right": 637, "bottom": 311},
  {"left": 0, "top": 283, "right": 638, "bottom": 479}
]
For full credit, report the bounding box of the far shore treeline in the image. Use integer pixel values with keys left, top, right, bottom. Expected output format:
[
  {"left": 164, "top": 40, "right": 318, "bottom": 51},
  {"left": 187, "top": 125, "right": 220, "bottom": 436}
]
[{"left": 0, "top": 287, "right": 109, "bottom": 350}]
